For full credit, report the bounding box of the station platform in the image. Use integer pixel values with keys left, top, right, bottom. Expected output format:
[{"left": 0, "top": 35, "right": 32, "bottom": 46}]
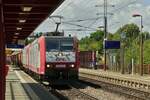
[
  {"left": 5, "top": 66, "right": 31, "bottom": 100},
  {"left": 5, "top": 65, "right": 59, "bottom": 100},
  {"left": 79, "top": 68, "right": 150, "bottom": 84}
]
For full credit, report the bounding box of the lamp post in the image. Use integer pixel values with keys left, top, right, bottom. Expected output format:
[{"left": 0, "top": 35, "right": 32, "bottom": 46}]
[{"left": 132, "top": 14, "right": 143, "bottom": 76}]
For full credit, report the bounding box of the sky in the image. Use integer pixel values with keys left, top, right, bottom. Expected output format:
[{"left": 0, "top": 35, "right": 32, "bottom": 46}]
[
  {"left": 34, "top": 0, "right": 150, "bottom": 39},
  {"left": 143, "top": 0, "right": 150, "bottom": 5}
]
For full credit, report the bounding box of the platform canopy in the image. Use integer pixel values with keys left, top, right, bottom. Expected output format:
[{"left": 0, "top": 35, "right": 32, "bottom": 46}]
[{"left": 4, "top": 0, "right": 64, "bottom": 44}]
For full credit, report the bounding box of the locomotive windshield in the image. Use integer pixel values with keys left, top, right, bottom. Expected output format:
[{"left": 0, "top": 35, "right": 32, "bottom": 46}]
[
  {"left": 45, "top": 38, "right": 74, "bottom": 51},
  {"left": 46, "top": 39, "right": 59, "bottom": 51},
  {"left": 60, "top": 39, "right": 73, "bottom": 51}
]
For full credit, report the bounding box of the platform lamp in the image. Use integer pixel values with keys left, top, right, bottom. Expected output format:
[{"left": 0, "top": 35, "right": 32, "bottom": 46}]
[{"left": 132, "top": 14, "right": 143, "bottom": 76}]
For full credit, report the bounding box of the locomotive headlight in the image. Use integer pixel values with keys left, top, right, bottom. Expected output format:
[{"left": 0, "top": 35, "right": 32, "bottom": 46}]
[
  {"left": 70, "top": 64, "right": 75, "bottom": 68},
  {"left": 47, "top": 64, "right": 50, "bottom": 68},
  {"left": 58, "top": 52, "right": 63, "bottom": 56}
]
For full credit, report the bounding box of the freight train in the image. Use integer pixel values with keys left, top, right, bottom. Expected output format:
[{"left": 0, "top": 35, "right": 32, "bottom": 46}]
[
  {"left": 79, "top": 51, "right": 96, "bottom": 68},
  {"left": 11, "top": 35, "right": 79, "bottom": 85},
  {"left": 79, "top": 51, "right": 105, "bottom": 69}
]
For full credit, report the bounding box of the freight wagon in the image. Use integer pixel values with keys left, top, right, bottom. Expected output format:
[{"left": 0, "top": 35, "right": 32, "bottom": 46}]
[{"left": 79, "top": 51, "right": 96, "bottom": 68}]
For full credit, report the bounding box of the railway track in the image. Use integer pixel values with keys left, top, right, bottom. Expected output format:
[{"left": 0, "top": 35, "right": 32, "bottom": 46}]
[
  {"left": 22, "top": 69, "right": 146, "bottom": 100},
  {"left": 12, "top": 66, "right": 98, "bottom": 100},
  {"left": 49, "top": 84, "right": 99, "bottom": 100},
  {"left": 13, "top": 66, "right": 150, "bottom": 100},
  {"left": 79, "top": 73, "right": 150, "bottom": 100}
]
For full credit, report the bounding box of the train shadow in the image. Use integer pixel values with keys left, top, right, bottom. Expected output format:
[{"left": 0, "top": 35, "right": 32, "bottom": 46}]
[
  {"left": 49, "top": 79, "right": 102, "bottom": 90},
  {"left": 50, "top": 85, "right": 71, "bottom": 90},
  {"left": 69, "top": 80, "right": 101, "bottom": 89},
  {"left": 78, "top": 77, "right": 102, "bottom": 89},
  {"left": 21, "top": 82, "right": 69, "bottom": 100}
]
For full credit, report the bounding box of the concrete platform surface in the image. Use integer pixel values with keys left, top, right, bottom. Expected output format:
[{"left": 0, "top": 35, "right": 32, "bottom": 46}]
[
  {"left": 5, "top": 67, "right": 31, "bottom": 100},
  {"left": 79, "top": 68, "right": 150, "bottom": 83},
  {"left": 5, "top": 65, "right": 59, "bottom": 100}
]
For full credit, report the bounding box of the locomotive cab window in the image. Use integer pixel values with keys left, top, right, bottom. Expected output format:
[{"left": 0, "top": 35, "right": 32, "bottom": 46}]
[
  {"left": 45, "top": 37, "right": 74, "bottom": 51},
  {"left": 45, "top": 39, "right": 59, "bottom": 51},
  {"left": 60, "top": 39, "right": 73, "bottom": 51}
]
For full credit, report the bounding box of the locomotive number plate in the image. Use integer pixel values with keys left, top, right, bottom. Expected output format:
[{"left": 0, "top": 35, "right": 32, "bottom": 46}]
[{"left": 56, "top": 65, "right": 66, "bottom": 68}]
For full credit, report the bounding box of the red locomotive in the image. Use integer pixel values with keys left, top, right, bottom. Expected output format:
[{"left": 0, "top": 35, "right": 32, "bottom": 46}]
[{"left": 12, "top": 35, "right": 79, "bottom": 85}]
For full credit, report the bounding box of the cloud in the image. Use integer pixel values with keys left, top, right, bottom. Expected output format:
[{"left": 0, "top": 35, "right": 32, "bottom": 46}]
[{"left": 35, "top": 0, "right": 150, "bottom": 39}]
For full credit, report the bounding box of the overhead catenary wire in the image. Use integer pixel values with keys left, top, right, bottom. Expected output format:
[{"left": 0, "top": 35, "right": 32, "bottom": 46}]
[
  {"left": 36, "top": 0, "right": 141, "bottom": 34},
  {"left": 60, "top": 0, "right": 139, "bottom": 33},
  {"left": 63, "top": 17, "right": 103, "bottom": 23},
  {"left": 89, "top": 0, "right": 139, "bottom": 31},
  {"left": 53, "top": 0, "right": 126, "bottom": 31},
  {"left": 62, "top": 21, "right": 98, "bottom": 30},
  {"left": 110, "top": 0, "right": 139, "bottom": 13},
  {"left": 48, "top": 15, "right": 102, "bottom": 31},
  {"left": 63, "top": 28, "right": 97, "bottom": 31}
]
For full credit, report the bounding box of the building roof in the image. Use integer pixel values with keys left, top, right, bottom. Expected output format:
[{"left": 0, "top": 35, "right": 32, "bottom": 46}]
[{"left": 4, "top": 0, "right": 64, "bottom": 44}]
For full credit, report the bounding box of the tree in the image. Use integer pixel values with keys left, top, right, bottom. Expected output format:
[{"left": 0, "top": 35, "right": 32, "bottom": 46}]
[
  {"left": 115, "top": 23, "right": 140, "bottom": 39},
  {"left": 107, "top": 33, "right": 114, "bottom": 40},
  {"left": 142, "top": 31, "right": 150, "bottom": 40},
  {"left": 114, "top": 23, "right": 140, "bottom": 58},
  {"left": 143, "top": 37, "right": 150, "bottom": 64},
  {"left": 111, "top": 23, "right": 140, "bottom": 73},
  {"left": 90, "top": 30, "right": 104, "bottom": 41},
  {"left": 79, "top": 30, "right": 104, "bottom": 51},
  {"left": 79, "top": 36, "right": 91, "bottom": 50}
]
